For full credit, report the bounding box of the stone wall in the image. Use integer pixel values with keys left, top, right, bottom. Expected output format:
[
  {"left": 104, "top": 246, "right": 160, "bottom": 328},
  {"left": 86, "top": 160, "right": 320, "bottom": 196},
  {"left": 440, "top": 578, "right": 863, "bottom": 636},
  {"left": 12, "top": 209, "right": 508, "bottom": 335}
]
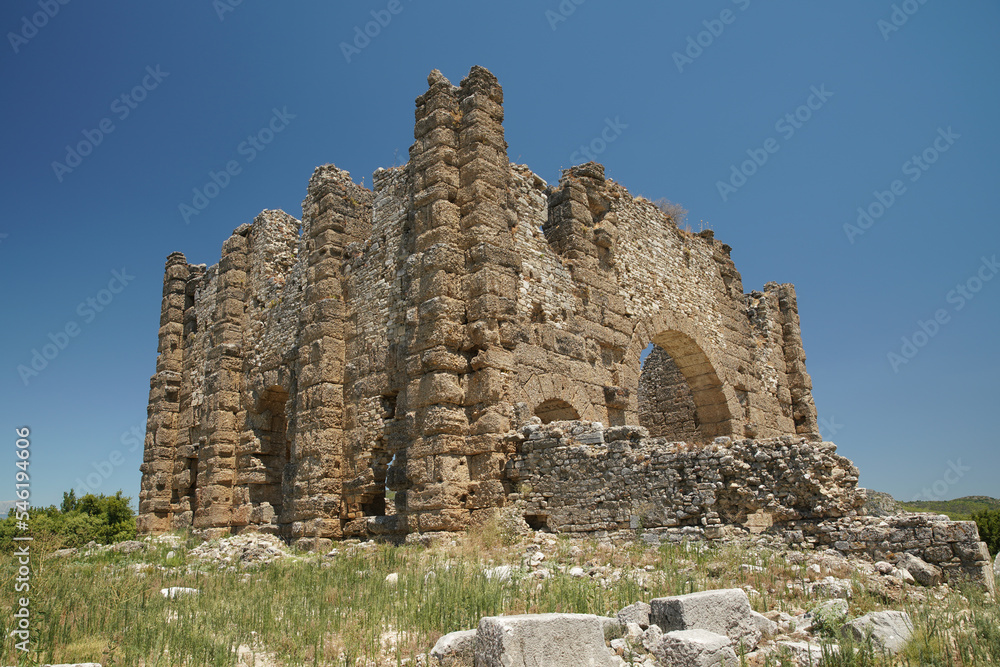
[
  {"left": 638, "top": 346, "right": 700, "bottom": 442},
  {"left": 506, "top": 421, "right": 994, "bottom": 591},
  {"left": 507, "top": 421, "right": 865, "bottom": 535},
  {"left": 140, "top": 66, "right": 830, "bottom": 542},
  {"left": 792, "top": 513, "right": 995, "bottom": 592}
]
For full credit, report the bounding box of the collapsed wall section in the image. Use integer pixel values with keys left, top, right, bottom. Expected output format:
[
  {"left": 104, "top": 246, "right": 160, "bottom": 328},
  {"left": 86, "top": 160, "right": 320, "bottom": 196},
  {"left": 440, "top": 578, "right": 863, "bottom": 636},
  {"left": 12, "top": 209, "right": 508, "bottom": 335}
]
[
  {"left": 506, "top": 421, "right": 995, "bottom": 592},
  {"left": 507, "top": 421, "right": 865, "bottom": 535}
]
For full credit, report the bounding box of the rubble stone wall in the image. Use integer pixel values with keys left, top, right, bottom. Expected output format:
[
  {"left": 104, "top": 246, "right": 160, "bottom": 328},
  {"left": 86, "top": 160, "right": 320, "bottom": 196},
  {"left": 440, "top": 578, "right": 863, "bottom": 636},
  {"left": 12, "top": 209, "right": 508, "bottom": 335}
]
[
  {"left": 506, "top": 421, "right": 865, "bottom": 535},
  {"left": 638, "top": 346, "right": 700, "bottom": 442},
  {"left": 507, "top": 421, "right": 995, "bottom": 591}
]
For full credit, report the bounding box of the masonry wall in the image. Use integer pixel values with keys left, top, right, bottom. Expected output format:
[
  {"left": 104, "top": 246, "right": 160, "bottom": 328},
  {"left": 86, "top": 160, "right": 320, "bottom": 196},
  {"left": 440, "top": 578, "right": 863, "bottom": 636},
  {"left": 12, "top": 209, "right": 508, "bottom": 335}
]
[
  {"left": 505, "top": 162, "right": 818, "bottom": 441},
  {"left": 140, "top": 66, "right": 826, "bottom": 543},
  {"left": 507, "top": 421, "right": 865, "bottom": 535},
  {"left": 507, "top": 421, "right": 996, "bottom": 592},
  {"left": 638, "top": 346, "right": 700, "bottom": 441}
]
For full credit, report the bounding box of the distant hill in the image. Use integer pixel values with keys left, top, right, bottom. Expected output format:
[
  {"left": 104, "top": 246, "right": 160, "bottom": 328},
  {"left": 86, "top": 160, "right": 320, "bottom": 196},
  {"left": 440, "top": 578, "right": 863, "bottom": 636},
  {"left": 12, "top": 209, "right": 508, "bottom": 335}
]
[
  {"left": 895, "top": 495, "right": 1000, "bottom": 521},
  {"left": 0, "top": 500, "right": 16, "bottom": 517}
]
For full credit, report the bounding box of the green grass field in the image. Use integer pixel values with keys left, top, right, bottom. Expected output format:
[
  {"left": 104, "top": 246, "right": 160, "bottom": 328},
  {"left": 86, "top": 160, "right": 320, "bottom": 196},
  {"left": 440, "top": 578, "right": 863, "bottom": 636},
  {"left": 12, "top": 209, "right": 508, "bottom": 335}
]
[{"left": 2, "top": 517, "right": 999, "bottom": 666}]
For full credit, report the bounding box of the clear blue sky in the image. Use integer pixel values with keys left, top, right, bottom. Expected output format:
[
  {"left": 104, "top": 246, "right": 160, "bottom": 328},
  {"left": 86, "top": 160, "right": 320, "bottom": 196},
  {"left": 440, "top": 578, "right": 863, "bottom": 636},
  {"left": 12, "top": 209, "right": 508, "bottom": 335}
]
[{"left": 2, "top": 1, "right": 997, "bottom": 508}]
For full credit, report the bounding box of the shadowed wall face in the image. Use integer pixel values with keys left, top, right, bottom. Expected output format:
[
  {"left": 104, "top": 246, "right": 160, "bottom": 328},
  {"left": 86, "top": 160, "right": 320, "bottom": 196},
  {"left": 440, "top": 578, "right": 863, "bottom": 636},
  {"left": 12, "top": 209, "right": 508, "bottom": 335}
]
[{"left": 638, "top": 346, "right": 700, "bottom": 442}]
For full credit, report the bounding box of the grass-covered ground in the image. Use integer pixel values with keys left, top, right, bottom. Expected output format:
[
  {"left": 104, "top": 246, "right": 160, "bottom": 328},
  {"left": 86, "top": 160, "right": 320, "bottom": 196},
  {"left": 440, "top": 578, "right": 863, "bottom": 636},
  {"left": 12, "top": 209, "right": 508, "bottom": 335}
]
[{"left": 1, "top": 519, "right": 998, "bottom": 666}]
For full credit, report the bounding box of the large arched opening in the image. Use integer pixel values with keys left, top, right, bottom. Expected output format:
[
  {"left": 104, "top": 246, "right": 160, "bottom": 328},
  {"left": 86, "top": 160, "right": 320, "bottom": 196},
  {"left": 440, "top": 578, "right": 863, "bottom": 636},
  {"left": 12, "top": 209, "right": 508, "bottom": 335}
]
[{"left": 637, "top": 330, "right": 733, "bottom": 442}]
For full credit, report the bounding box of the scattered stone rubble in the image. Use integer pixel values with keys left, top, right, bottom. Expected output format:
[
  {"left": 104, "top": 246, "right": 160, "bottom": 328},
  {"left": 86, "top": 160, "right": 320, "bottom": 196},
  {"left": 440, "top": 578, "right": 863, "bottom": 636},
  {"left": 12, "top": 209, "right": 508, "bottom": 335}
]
[
  {"left": 408, "top": 525, "right": 997, "bottom": 666},
  {"left": 44, "top": 522, "right": 994, "bottom": 666},
  {"left": 423, "top": 587, "right": 914, "bottom": 667},
  {"left": 188, "top": 532, "right": 292, "bottom": 567},
  {"left": 112, "top": 539, "right": 147, "bottom": 554}
]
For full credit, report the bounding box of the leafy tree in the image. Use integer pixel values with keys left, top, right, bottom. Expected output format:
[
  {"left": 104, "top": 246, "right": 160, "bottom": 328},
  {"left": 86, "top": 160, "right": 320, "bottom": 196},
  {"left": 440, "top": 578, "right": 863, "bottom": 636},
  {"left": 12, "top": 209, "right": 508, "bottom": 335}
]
[
  {"left": 61, "top": 489, "right": 78, "bottom": 513},
  {"left": 0, "top": 489, "right": 136, "bottom": 551},
  {"left": 972, "top": 508, "right": 1000, "bottom": 557}
]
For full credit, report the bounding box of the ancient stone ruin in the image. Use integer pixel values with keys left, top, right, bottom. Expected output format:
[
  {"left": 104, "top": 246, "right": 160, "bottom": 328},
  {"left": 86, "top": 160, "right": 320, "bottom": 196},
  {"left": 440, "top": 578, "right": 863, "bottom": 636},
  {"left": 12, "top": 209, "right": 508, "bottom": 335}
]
[{"left": 139, "top": 66, "right": 994, "bottom": 591}]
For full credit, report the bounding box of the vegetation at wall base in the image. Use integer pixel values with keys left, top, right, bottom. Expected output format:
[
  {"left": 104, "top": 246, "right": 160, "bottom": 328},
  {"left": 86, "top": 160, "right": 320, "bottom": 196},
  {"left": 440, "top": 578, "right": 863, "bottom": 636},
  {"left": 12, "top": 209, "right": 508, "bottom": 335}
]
[{"left": 1, "top": 517, "right": 998, "bottom": 665}]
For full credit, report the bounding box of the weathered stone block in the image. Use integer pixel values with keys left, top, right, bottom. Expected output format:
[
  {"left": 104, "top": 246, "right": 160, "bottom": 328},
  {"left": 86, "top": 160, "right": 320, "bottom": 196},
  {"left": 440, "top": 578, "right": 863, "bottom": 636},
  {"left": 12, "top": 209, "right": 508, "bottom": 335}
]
[
  {"left": 430, "top": 628, "right": 476, "bottom": 666},
  {"left": 841, "top": 611, "right": 913, "bottom": 655},
  {"left": 475, "top": 614, "right": 616, "bottom": 667},
  {"left": 650, "top": 589, "right": 761, "bottom": 650},
  {"left": 652, "top": 629, "right": 737, "bottom": 667},
  {"left": 616, "top": 601, "right": 650, "bottom": 629},
  {"left": 412, "top": 373, "right": 464, "bottom": 408},
  {"left": 898, "top": 552, "right": 943, "bottom": 587},
  {"left": 422, "top": 405, "right": 470, "bottom": 436}
]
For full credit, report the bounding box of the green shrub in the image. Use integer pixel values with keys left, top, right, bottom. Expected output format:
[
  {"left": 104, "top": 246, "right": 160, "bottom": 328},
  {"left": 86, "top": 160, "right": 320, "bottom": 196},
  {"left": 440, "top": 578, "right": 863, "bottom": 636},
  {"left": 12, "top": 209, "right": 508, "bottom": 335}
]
[
  {"left": 972, "top": 508, "right": 1000, "bottom": 557},
  {"left": 0, "top": 489, "right": 136, "bottom": 551}
]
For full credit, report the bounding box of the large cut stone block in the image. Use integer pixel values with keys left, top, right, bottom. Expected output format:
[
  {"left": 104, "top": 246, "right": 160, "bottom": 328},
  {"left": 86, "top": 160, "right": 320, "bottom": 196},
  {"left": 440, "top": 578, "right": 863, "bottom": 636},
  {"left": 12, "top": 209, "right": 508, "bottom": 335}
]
[
  {"left": 417, "top": 508, "right": 469, "bottom": 532},
  {"left": 422, "top": 405, "right": 470, "bottom": 436},
  {"left": 650, "top": 589, "right": 761, "bottom": 650},
  {"left": 841, "top": 611, "right": 913, "bottom": 655},
  {"left": 419, "top": 296, "right": 466, "bottom": 322},
  {"left": 414, "top": 372, "right": 465, "bottom": 408},
  {"left": 430, "top": 628, "right": 476, "bottom": 666},
  {"left": 422, "top": 242, "right": 463, "bottom": 273},
  {"left": 652, "top": 629, "right": 737, "bottom": 667},
  {"left": 406, "top": 483, "right": 465, "bottom": 512},
  {"left": 616, "top": 601, "right": 651, "bottom": 629},
  {"left": 475, "top": 614, "right": 616, "bottom": 667},
  {"left": 465, "top": 367, "right": 507, "bottom": 405}
]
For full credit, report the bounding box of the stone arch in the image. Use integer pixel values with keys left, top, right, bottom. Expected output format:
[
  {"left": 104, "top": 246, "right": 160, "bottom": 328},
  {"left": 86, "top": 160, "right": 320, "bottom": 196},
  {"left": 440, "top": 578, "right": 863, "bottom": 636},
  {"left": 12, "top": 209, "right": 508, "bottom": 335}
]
[
  {"left": 518, "top": 372, "right": 596, "bottom": 426},
  {"left": 534, "top": 399, "right": 580, "bottom": 424},
  {"left": 626, "top": 316, "right": 737, "bottom": 441}
]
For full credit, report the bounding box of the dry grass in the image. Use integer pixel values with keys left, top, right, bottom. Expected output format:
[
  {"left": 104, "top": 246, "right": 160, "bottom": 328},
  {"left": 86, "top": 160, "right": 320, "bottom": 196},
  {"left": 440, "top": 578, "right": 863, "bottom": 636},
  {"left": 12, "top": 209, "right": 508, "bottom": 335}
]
[{"left": 0, "top": 522, "right": 996, "bottom": 666}]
